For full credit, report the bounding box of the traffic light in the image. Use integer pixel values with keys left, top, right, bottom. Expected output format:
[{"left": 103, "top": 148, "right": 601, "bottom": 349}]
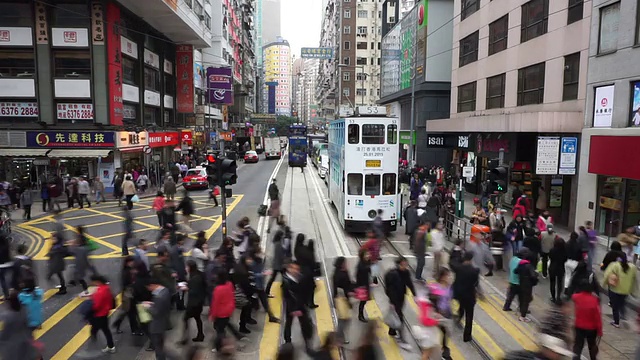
[
  {"left": 205, "top": 155, "right": 218, "bottom": 186},
  {"left": 219, "top": 157, "right": 237, "bottom": 186},
  {"left": 488, "top": 160, "right": 508, "bottom": 194}
]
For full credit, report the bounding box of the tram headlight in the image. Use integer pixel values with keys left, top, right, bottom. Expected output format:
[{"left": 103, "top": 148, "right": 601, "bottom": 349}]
[{"left": 367, "top": 210, "right": 377, "bottom": 219}]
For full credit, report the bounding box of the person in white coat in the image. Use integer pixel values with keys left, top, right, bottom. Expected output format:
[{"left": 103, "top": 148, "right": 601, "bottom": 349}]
[{"left": 431, "top": 221, "right": 446, "bottom": 275}]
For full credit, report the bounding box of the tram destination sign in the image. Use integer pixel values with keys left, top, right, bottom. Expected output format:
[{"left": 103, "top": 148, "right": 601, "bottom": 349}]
[
  {"left": 356, "top": 145, "right": 392, "bottom": 157},
  {"left": 365, "top": 159, "right": 381, "bottom": 168}
]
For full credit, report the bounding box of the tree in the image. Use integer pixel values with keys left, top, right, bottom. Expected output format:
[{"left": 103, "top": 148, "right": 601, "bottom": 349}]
[{"left": 273, "top": 115, "right": 298, "bottom": 135}]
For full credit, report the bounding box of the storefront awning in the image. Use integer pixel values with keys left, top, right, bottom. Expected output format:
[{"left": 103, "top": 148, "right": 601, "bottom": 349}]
[
  {"left": 119, "top": 147, "right": 145, "bottom": 153},
  {"left": 47, "top": 149, "right": 112, "bottom": 158},
  {"left": 0, "top": 149, "right": 49, "bottom": 157}
]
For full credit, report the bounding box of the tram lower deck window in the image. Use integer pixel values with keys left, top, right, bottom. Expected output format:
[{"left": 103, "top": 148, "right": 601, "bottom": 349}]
[
  {"left": 362, "top": 124, "right": 385, "bottom": 144},
  {"left": 383, "top": 173, "right": 396, "bottom": 195},
  {"left": 348, "top": 173, "right": 363, "bottom": 195},
  {"left": 365, "top": 174, "right": 380, "bottom": 195}
]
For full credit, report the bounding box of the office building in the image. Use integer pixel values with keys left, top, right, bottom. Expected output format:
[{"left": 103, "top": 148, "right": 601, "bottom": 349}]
[{"left": 262, "top": 37, "right": 292, "bottom": 116}]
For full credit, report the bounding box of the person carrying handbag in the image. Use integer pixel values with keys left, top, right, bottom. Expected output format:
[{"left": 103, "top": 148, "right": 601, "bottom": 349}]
[{"left": 113, "top": 256, "right": 141, "bottom": 335}]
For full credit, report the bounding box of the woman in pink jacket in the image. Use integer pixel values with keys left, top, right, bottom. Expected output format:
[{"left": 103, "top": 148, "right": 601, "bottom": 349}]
[{"left": 536, "top": 210, "right": 553, "bottom": 234}]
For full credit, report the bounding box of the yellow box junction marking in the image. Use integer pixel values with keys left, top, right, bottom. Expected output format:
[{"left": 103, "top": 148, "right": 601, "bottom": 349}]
[
  {"left": 259, "top": 282, "right": 282, "bottom": 360},
  {"left": 364, "top": 300, "right": 405, "bottom": 360}
]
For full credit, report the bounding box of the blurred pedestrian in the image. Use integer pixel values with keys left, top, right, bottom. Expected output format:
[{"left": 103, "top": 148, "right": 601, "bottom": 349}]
[
  {"left": 572, "top": 280, "right": 602, "bottom": 360},
  {"left": 282, "top": 261, "right": 313, "bottom": 353},
  {"left": 354, "top": 322, "right": 378, "bottom": 360},
  {"left": 412, "top": 220, "right": 429, "bottom": 281},
  {"left": 267, "top": 178, "right": 280, "bottom": 233},
  {"left": 332, "top": 256, "right": 354, "bottom": 344},
  {"left": 113, "top": 256, "right": 141, "bottom": 335},
  {"left": 145, "top": 276, "right": 172, "bottom": 360},
  {"left": 249, "top": 246, "right": 279, "bottom": 323},
  {"left": 122, "top": 206, "right": 133, "bottom": 256},
  {"left": 234, "top": 255, "right": 257, "bottom": 334},
  {"left": 122, "top": 175, "right": 136, "bottom": 210},
  {"left": 361, "top": 229, "right": 380, "bottom": 286},
  {"left": 209, "top": 270, "right": 236, "bottom": 352},
  {"left": 169, "top": 235, "right": 187, "bottom": 311},
  {"left": 69, "top": 226, "right": 92, "bottom": 295},
  {"left": 87, "top": 275, "right": 116, "bottom": 353},
  {"left": 152, "top": 191, "right": 165, "bottom": 228},
  {"left": 384, "top": 257, "right": 416, "bottom": 349},
  {"left": 163, "top": 173, "right": 177, "bottom": 200},
  {"left": 276, "top": 343, "right": 296, "bottom": 360},
  {"left": 602, "top": 253, "right": 637, "bottom": 328},
  {"left": 20, "top": 186, "right": 33, "bottom": 220},
  {"left": 77, "top": 177, "right": 91, "bottom": 208},
  {"left": 514, "top": 250, "right": 538, "bottom": 322},
  {"left": 191, "top": 234, "right": 208, "bottom": 272},
  {"left": 428, "top": 267, "right": 453, "bottom": 359},
  {"left": 179, "top": 260, "right": 206, "bottom": 344},
  {"left": 314, "top": 332, "right": 338, "bottom": 360},
  {"left": 452, "top": 251, "right": 481, "bottom": 342},
  {"left": 47, "top": 231, "right": 67, "bottom": 295},
  {"left": 18, "top": 277, "right": 43, "bottom": 333},
  {"left": 404, "top": 201, "right": 419, "bottom": 245},
  {"left": 355, "top": 248, "right": 371, "bottom": 323},
  {"left": 176, "top": 192, "right": 194, "bottom": 233},
  {"left": 93, "top": 176, "right": 106, "bottom": 204},
  {"left": 0, "top": 290, "right": 38, "bottom": 360},
  {"left": 265, "top": 230, "right": 286, "bottom": 297},
  {"left": 549, "top": 236, "right": 567, "bottom": 304}
]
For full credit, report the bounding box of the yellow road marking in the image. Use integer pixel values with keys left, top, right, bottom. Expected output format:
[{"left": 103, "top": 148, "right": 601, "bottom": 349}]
[
  {"left": 365, "top": 300, "right": 404, "bottom": 360},
  {"left": 20, "top": 224, "right": 55, "bottom": 260},
  {"left": 451, "top": 300, "right": 504, "bottom": 359},
  {"left": 34, "top": 296, "right": 84, "bottom": 340},
  {"left": 42, "top": 289, "right": 58, "bottom": 302},
  {"left": 63, "top": 223, "right": 122, "bottom": 253},
  {"left": 487, "top": 294, "right": 538, "bottom": 342},
  {"left": 314, "top": 280, "right": 339, "bottom": 358},
  {"left": 477, "top": 298, "right": 536, "bottom": 351},
  {"left": 50, "top": 294, "right": 122, "bottom": 360},
  {"left": 81, "top": 207, "right": 158, "bottom": 230},
  {"left": 13, "top": 227, "right": 39, "bottom": 257},
  {"left": 259, "top": 282, "right": 282, "bottom": 360}
]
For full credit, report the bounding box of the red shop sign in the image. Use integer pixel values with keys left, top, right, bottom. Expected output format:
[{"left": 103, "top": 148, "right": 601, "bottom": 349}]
[
  {"left": 176, "top": 45, "right": 194, "bottom": 113},
  {"left": 106, "top": 3, "right": 123, "bottom": 126},
  {"left": 148, "top": 131, "right": 179, "bottom": 148},
  {"left": 181, "top": 130, "right": 193, "bottom": 145}
]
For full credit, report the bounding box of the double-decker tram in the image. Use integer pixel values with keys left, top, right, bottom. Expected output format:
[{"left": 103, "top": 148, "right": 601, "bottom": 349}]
[
  {"left": 288, "top": 123, "right": 307, "bottom": 167},
  {"left": 328, "top": 106, "right": 399, "bottom": 233}
]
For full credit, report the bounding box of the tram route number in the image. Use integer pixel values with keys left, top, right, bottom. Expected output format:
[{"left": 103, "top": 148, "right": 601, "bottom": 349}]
[{"left": 365, "top": 159, "right": 381, "bottom": 167}]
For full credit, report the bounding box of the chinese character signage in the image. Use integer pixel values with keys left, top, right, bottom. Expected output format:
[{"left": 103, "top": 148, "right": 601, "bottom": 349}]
[
  {"left": 106, "top": 3, "right": 123, "bottom": 126},
  {"left": 536, "top": 136, "right": 560, "bottom": 175},
  {"left": 51, "top": 28, "right": 89, "bottom": 47},
  {"left": 181, "top": 130, "right": 193, "bottom": 145},
  {"left": 593, "top": 85, "right": 614, "bottom": 127},
  {"left": 57, "top": 103, "right": 94, "bottom": 120},
  {"left": 148, "top": 132, "right": 179, "bottom": 148},
  {"left": 116, "top": 131, "right": 148, "bottom": 148},
  {"left": 26, "top": 131, "right": 115, "bottom": 148},
  {"left": 0, "top": 102, "right": 39, "bottom": 117},
  {"left": 300, "top": 47, "right": 334, "bottom": 59},
  {"left": 0, "top": 28, "right": 33, "bottom": 47},
  {"left": 176, "top": 45, "right": 194, "bottom": 113},
  {"left": 91, "top": 1, "right": 104, "bottom": 44},
  {"left": 35, "top": 3, "right": 49, "bottom": 44},
  {"left": 206, "top": 67, "right": 233, "bottom": 104}
]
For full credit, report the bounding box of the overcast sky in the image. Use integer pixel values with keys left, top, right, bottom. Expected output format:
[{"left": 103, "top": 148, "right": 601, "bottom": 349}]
[{"left": 281, "top": 0, "right": 323, "bottom": 58}]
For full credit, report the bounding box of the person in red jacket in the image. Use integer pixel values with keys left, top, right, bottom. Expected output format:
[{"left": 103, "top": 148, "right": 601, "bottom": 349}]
[
  {"left": 209, "top": 270, "right": 236, "bottom": 352},
  {"left": 88, "top": 275, "right": 115, "bottom": 353},
  {"left": 362, "top": 230, "right": 381, "bottom": 285},
  {"left": 571, "top": 280, "right": 602, "bottom": 360}
]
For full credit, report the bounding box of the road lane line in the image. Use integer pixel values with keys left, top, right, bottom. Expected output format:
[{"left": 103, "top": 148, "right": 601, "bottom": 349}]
[
  {"left": 258, "top": 152, "right": 286, "bottom": 250},
  {"left": 63, "top": 223, "right": 122, "bottom": 253},
  {"left": 13, "top": 226, "right": 39, "bottom": 257},
  {"left": 19, "top": 224, "right": 55, "bottom": 260},
  {"left": 81, "top": 207, "right": 158, "bottom": 229},
  {"left": 477, "top": 298, "right": 537, "bottom": 351},
  {"left": 307, "top": 167, "right": 349, "bottom": 256},
  {"left": 451, "top": 300, "right": 504, "bottom": 359},
  {"left": 42, "top": 289, "right": 58, "bottom": 302},
  {"left": 487, "top": 294, "right": 538, "bottom": 341},
  {"left": 49, "top": 294, "right": 122, "bottom": 360},
  {"left": 365, "top": 298, "right": 405, "bottom": 360},
  {"left": 33, "top": 296, "right": 85, "bottom": 340},
  {"left": 313, "top": 280, "right": 339, "bottom": 359},
  {"left": 259, "top": 282, "right": 282, "bottom": 360}
]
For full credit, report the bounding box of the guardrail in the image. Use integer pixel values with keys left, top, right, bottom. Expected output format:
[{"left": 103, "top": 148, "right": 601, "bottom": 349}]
[{"left": 443, "top": 210, "right": 474, "bottom": 243}]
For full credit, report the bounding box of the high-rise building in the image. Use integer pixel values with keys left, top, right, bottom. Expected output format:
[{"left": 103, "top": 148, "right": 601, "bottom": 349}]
[
  {"left": 424, "top": 0, "right": 590, "bottom": 228},
  {"left": 575, "top": 1, "right": 640, "bottom": 233},
  {"left": 294, "top": 58, "right": 320, "bottom": 125},
  {"left": 255, "top": 0, "right": 282, "bottom": 69},
  {"left": 262, "top": 37, "right": 292, "bottom": 116}
]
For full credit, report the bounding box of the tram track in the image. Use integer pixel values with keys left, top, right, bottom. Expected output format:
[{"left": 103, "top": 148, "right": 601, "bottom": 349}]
[{"left": 353, "top": 234, "right": 493, "bottom": 360}]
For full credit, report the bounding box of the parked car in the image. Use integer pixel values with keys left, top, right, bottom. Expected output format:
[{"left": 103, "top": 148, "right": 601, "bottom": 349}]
[
  {"left": 244, "top": 150, "right": 259, "bottom": 163},
  {"left": 182, "top": 167, "right": 210, "bottom": 190}
]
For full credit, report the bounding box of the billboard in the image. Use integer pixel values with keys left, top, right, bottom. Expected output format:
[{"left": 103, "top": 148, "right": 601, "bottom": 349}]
[
  {"left": 106, "top": 3, "right": 123, "bottom": 125},
  {"left": 300, "top": 47, "right": 334, "bottom": 59},
  {"left": 176, "top": 45, "right": 194, "bottom": 113},
  {"left": 206, "top": 67, "right": 234, "bottom": 104}
]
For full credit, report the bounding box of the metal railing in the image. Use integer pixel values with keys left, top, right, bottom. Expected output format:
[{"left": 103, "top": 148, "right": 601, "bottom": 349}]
[{"left": 443, "top": 210, "right": 474, "bottom": 244}]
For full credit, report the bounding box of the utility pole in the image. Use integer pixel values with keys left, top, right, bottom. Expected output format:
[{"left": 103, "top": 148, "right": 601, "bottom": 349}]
[
  {"left": 407, "top": 24, "right": 417, "bottom": 167},
  {"left": 218, "top": 145, "right": 226, "bottom": 240}
]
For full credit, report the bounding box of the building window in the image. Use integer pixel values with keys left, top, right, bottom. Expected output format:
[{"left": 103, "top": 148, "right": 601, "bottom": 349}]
[
  {"left": 52, "top": 3, "right": 90, "bottom": 27},
  {"left": 562, "top": 52, "right": 580, "bottom": 101},
  {"left": 386, "top": 124, "right": 397, "bottom": 144},
  {"left": 358, "top": 10, "right": 368, "bottom": 18},
  {"left": 457, "top": 82, "right": 477, "bottom": 113},
  {"left": 0, "top": 2, "right": 32, "bottom": 27},
  {"left": 193, "top": 0, "right": 203, "bottom": 15},
  {"left": 356, "top": 72, "right": 366, "bottom": 81},
  {"left": 347, "top": 173, "right": 362, "bottom": 194},
  {"left": 344, "top": 41, "right": 350, "bottom": 50},
  {"left": 343, "top": 72, "right": 350, "bottom": 81},
  {"left": 517, "top": 62, "right": 546, "bottom": 106},
  {"left": 164, "top": 74, "right": 175, "bottom": 96},
  {"left": 144, "top": 106, "right": 159, "bottom": 125},
  {"left": 364, "top": 174, "right": 381, "bottom": 196},
  {"left": 123, "top": 57, "right": 138, "bottom": 85},
  {"left": 357, "top": 42, "right": 367, "bottom": 50},
  {"left": 461, "top": 0, "right": 480, "bottom": 21},
  {"left": 344, "top": 9, "right": 351, "bottom": 18},
  {"left": 343, "top": 88, "right": 350, "bottom": 96},
  {"left": 357, "top": 26, "right": 367, "bottom": 35},
  {"left": 344, "top": 26, "right": 351, "bottom": 34},
  {"left": 205, "top": 13, "right": 211, "bottom": 29},
  {"left": 459, "top": 31, "right": 479, "bottom": 67},
  {"left": 567, "top": 0, "right": 584, "bottom": 25},
  {"left": 486, "top": 74, "right": 506, "bottom": 109},
  {"left": 488, "top": 15, "right": 508, "bottom": 56},
  {"left": 598, "top": 2, "right": 620, "bottom": 54},
  {"left": 0, "top": 50, "right": 35, "bottom": 77},
  {"left": 53, "top": 51, "right": 91, "bottom": 78},
  {"left": 356, "top": 88, "right": 366, "bottom": 96},
  {"left": 356, "top": 57, "right": 367, "bottom": 65},
  {"left": 343, "top": 57, "right": 350, "bottom": 65},
  {"left": 521, "top": 0, "right": 549, "bottom": 43},
  {"left": 144, "top": 67, "right": 160, "bottom": 91}
]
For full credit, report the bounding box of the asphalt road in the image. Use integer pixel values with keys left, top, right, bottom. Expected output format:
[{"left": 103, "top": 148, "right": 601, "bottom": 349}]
[{"left": 12, "top": 154, "right": 285, "bottom": 359}]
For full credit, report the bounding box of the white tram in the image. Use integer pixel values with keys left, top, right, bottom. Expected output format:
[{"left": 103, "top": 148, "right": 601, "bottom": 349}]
[{"left": 327, "top": 106, "right": 399, "bottom": 233}]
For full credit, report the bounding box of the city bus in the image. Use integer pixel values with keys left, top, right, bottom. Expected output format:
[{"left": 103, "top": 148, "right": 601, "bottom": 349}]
[
  {"left": 288, "top": 124, "right": 307, "bottom": 167},
  {"left": 328, "top": 106, "right": 399, "bottom": 233}
]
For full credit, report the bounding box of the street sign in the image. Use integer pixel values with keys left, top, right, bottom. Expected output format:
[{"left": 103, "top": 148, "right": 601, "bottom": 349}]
[
  {"left": 462, "top": 166, "right": 474, "bottom": 178},
  {"left": 33, "top": 158, "right": 50, "bottom": 166},
  {"left": 143, "top": 145, "right": 152, "bottom": 154}
]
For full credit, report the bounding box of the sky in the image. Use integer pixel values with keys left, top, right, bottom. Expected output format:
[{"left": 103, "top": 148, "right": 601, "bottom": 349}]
[{"left": 280, "top": 0, "right": 323, "bottom": 58}]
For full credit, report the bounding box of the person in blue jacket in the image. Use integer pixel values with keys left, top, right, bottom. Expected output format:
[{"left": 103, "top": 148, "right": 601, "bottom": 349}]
[
  {"left": 18, "top": 277, "right": 43, "bottom": 332},
  {"left": 503, "top": 248, "right": 529, "bottom": 311}
]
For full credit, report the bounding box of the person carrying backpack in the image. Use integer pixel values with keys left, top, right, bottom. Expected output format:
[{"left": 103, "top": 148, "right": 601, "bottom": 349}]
[{"left": 18, "top": 277, "right": 43, "bottom": 332}]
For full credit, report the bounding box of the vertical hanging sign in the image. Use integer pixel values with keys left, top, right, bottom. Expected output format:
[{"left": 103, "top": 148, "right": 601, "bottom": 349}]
[
  {"left": 35, "top": 2, "right": 49, "bottom": 45},
  {"left": 106, "top": 3, "right": 124, "bottom": 125},
  {"left": 91, "top": 1, "right": 105, "bottom": 45},
  {"left": 176, "top": 45, "right": 194, "bottom": 113}
]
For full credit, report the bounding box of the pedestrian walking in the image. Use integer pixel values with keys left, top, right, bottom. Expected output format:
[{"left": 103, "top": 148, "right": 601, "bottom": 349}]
[
  {"left": 122, "top": 175, "right": 136, "bottom": 210},
  {"left": 209, "top": 185, "right": 219, "bottom": 207},
  {"left": 412, "top": 220, "right": 429, "bottom": 281},
  {"left": 585, "top": 221, "right": 598, "bottom": 270},
  {"left": 0, "top": 291, "right": 39, "bottom": 360},
  {"left": 565, "top": 232, "right": 584, "bottom": 292},
  {"left": 66, "top": 177, "right": 78, "bottom": 209},
  {"left": 332, "top": 256, "right": 354, "bottom": 344},
  {"left": 112, "top": 256, "right": 141, "bottom": 335},
  {"left": 86, "top": 275, "right": 116, "bottom": 353},
  {"left": 153, "top": 191, "right": 165, "bottom": 228},
  {"left": 355, "top": 248, "right": 371, "bottom": 323},
  {"left": 540, "top": 225, "right": 557, "bottom": 279},
  {"left": 572, "top": 280, "right": 602, "bottom": 360},
  {"left": 11, "top": 243, "right": 34, "bottom": 290},
  {"left": 40, "top": 184, "right": 50, "bottom": 212},
  {"left": 431, "top": 221, "right": 446, "bottom": 275},
  {"left": 191, "top": 234, "right": 209, "bottom": 272},
  {"left": 176, "top": 192, "right": 195, "bottom": 233},
  {"left": 503, "top": 248, "right": 526, "bottom": 311},
  {"left": 267, "top": 178, "right": 280, "bottom": 233},
  {"left": 276, "top": 343, "right": 296, "bottom": 360},
  {"left": 299, "top": 239, "right": 318, "bottom": 308},
  {"left": 77, "top": 177, "right": 91, "bottom": 208},
  {"left": 549, "top": 236, "right": 567, "bottom": 304},
  {"left": 282, "top": 261, "right": 314, "bottom": 354},
  {"left": 384, "top": 257, "right": 416, "bottom": 349},
  {"left": 137, "top": 172, "right": 149, "bottom": 193},
  {"left": 514, "top": 251, "right": 538, "bottom": 322},
  {"left": 209, "top": 270, "right": 235, "bottom": 352},
  {"left": 314, "top": 332, "right": 338, "bottom": 360},
  {"left": 134, "top": 239, "right": 150, "bottom": 274},
  {"left": 452, "top": 251, "right": 482, "bottom": 342},
  {"left": 354, "top": 321, "right": 378, "bottom": 359},
  {"left": 47, "top": 232, "right": 67, "bottom": 295},
  {"left": 113, "top": 173, "right": 123, "bottom": 207},
  {"left": 122, "top": 206, "right": 133, "bottom": 256},
  {"left": 361, "top": 230, "right": 381, "bottom": 286},
  {"left": 93, "top": 177, "right": 106, "bottom": 204},
  {"left": 265, "top": 229, "right": 286, "bottom": 297},
  {"left": 20, "top": 187, "right": 33, "bottom": 220},
  {"left": 602, "top": 253, "right": 638, "bottom": 328},
  {"left": 428, "top": 267, "right": 453, "bottom": 359},
  {"left": 234, "top": 255, "right": 258, "bottom": 334},
  {"left": 144, "top": 276, "right": 173, "bottom": 360},
  {"left": 506, "top": 215, "right": 527, "bottom": 255},
  {"left": 372, "top": 209, "right": 385, "bottom": 239},
  {"left": 601, "top": 241, "right": 624, "bottom": 272},
  {"left": 179, "top": 260, "right": 206, "bottom": 344},
  {"left": 68, "top": 227, "right": 93, "bottom": 295},
  {"left": 165, "top": 172, "right": 177, "bottom": 199},
  {"left": 0, "top": 231, "right": 12, "bottom": 300},
  {"left": 162, "top": 200, "right": 178, "bottom": 232},
  {"left": 249, "top": 246, "right": 280, "bottom": 323},
  {"left": 18, "top": 277, "right": 43, "bottom": 333},
  {"left": 403, "top": 200, "right": 419, "bottom": 247},
  {"left": 522, "top": 228, "right": 541, "bottom": 267},
  {"left": 169, "top": 235, "right": 187, "bottom": 311}
]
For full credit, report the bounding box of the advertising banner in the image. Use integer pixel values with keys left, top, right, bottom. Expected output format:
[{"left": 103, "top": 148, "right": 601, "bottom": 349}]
[
  {"left": 26, "top": 131, "right": 115, "bottom": 148},
  {"left": 176, "top": 45, "right": 194, "bottom": 113},
  {"left": 0, "top": 102, "right": 39, "bottom": 117},
  {"left": 57, "top": 103, "right": 94, "bottom": 120},
  {"left": 106, "top": 3, "right": 123, "bottom": 125},
  {"left": 148, "top": 132, "right": 179, "bottom": 148},
  {"left": 206, "top": 67, "right": 233, "bottom": 104},
  {"left": 300, "top": 47, "right": 334, "bottom": 59},
  {"left": 267, "top": 83, "right": 276, "bottom": 114},
  {"left": 630, "top": 81, "right": 640, "bottom": 127},
  {"left": 181, "top": 130, "right": 193, "bottom": 145}
]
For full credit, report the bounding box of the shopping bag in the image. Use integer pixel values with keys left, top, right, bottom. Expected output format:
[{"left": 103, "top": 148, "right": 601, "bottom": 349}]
[
  {"left": 355, "top": 287, "right": 368, "bottom": 301},
  {"left": 384, "top": 307, "right": 402, "bottom": 330},
  {"left": 213, "top": 187, "right": 220, "bottom": 196},
  {"left": 136, "top": 303, "right": 152, "bottom": 324},
  {"left": 86, "top": 238, "right": 99, "bottom": 252},
  {"left": 257, "top": 204, "right": 268, "bottom": 216},
  {"left": 131, "top": 194, "right": 140, "bottom": 203},
  {"left": 536, "top": 259, "right": 543, "bottom": 273}
]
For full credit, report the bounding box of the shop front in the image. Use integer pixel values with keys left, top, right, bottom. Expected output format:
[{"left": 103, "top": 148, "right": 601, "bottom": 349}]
[
  {"left": 398, "top": 130, "right": 416, "bottom": 162},
  {"left": 116, "top": 131, "right": 149, "bottom": 173},
  {"left": 148, "top": 131, "right": 179, "bottom": 182},
  {"left": 587, "top": 135, "right": 640, "bottom": 238}
]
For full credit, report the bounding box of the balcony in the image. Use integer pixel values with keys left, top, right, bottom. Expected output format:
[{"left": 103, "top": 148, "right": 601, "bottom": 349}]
[{"left": 116, "top": 0, "right": 211, "bottom": 48}]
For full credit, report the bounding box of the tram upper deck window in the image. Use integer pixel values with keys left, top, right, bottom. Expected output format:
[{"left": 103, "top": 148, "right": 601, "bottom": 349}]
[
  {"left": 364, "top": 174, "right": 380, "bottom": 196},
  {"left": 383, "top": 173, "right": 396, "bottom": 195},
  {"left": 362, "top": 124, "right": 385, "bottom": 144},
  {"left": 348, "top": 124, "right": 359, "bottom": 144},
  {"left": 387, "top": 124, "right": 398, "bottom": 144},
  {"left": 348, "top": 174, "right": 363, "bottom": 195}
]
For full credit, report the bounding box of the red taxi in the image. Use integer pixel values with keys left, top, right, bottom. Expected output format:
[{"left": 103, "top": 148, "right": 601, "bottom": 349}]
[
  {"left": 182, "top": 167, "right": 209, "bottom": 190},
  {"left": 244, "top": 150, "right": 259, "bottom": 163}
]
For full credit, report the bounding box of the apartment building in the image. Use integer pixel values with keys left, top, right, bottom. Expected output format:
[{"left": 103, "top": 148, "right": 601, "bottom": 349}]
[
  {"left": 262, "top": 37, "right": 292, "bottom": 116},
  {"left": 426, "top": 0, "right": 590, "bottom": 227},
  {"left": 294, "top": 58, "right": 321, "bottom": 125},
  {"left": 575, "top": 0, "right": 640, "bottom": 236}
]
